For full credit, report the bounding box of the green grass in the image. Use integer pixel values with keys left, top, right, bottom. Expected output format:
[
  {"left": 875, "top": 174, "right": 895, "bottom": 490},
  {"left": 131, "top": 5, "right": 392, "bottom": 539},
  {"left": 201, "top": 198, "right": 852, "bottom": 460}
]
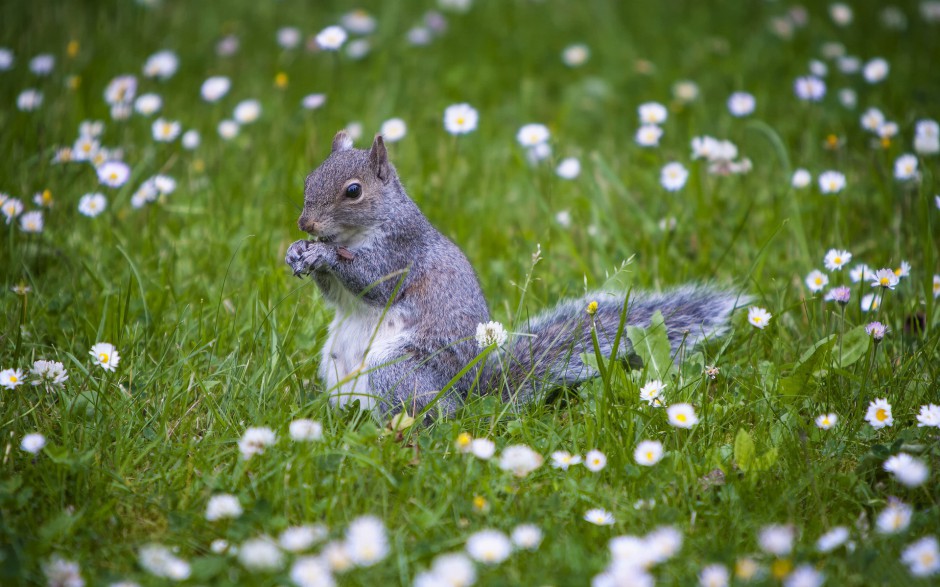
[{"left": 2, "top": 0, "right": 939, "bottom": 585}]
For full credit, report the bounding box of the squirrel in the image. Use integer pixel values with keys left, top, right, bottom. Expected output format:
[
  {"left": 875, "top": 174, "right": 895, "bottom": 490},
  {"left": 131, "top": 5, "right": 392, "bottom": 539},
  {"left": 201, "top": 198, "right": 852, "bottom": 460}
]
[{"left": 286, "top": 131, "right": 747, "bottom": 418}]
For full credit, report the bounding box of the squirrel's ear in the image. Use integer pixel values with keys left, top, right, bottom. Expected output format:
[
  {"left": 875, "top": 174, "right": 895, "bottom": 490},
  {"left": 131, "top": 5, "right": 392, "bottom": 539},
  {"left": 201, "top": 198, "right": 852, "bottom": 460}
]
[
  {"left": 369, "top": 134, "right": 390, "bottom": 182},
  {"left": 331, "top": 130, "right": 353, "bottom": 153}
]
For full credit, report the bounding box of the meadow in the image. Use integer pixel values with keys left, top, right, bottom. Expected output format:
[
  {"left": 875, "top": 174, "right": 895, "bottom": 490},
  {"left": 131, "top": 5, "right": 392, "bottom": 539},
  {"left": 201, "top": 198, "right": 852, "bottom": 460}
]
[{"left": 2, "top": 0, "right": 939, "bottom": 585}]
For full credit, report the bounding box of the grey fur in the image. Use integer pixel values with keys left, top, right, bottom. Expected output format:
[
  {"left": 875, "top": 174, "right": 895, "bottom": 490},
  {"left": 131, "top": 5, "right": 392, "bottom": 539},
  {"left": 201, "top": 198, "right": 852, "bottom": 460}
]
[{"left": 287, "top": 132, "right": 747, "bottom": 418}]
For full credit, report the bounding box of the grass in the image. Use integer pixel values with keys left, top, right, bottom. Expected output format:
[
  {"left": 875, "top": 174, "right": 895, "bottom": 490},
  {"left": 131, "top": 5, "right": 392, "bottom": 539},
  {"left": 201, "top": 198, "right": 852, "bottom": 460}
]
[{"left": 1, "top": 0, "right": 939, "bottom": 585}]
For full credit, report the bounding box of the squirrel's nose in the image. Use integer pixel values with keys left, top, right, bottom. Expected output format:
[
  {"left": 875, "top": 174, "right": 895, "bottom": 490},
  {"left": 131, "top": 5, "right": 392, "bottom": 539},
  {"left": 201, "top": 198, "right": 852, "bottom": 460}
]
[{"left": 298, "top": 216, "right": 320, "bottom": 234}]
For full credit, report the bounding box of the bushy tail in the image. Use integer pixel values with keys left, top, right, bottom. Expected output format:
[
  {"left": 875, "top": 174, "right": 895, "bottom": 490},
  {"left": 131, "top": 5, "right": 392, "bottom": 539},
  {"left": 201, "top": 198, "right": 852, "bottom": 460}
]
[{"left": 488, "top": 285, "right": 748, "bottom": 403}]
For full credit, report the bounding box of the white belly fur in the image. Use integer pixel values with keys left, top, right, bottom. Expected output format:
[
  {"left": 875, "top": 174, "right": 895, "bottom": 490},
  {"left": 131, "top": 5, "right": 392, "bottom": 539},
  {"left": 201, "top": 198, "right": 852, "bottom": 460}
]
[{"left": 319, "top": 303, "right": 407, "bottom": 411}]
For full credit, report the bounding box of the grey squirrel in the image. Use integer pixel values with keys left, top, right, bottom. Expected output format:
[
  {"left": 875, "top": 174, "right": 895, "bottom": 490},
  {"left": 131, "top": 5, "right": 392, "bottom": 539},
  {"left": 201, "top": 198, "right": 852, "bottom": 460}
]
[{"left": 286, "top": 131, "right": 746, "bottom": 418}]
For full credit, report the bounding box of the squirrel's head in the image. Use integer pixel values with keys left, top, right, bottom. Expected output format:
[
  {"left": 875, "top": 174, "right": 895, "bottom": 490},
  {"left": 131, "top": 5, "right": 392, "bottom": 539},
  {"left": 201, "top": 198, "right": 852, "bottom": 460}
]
[{"left": 298, "top": 131, "right": 399, "bottom": 245}]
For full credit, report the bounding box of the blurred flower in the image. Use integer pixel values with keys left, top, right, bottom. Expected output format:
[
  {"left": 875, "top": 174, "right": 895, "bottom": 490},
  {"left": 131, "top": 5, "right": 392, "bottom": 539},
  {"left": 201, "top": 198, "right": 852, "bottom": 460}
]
[
  {"left": 443, "top": 103, "right": 478, "bottom": 135},
  {"left": 660, "top": 162, "right": 688, "bottom": 191},
  {"left": 849, "top": 263, "right": 873, "bottom": 283},
  {"left": 794, "top": 76, "right": 825, "bottom": 101},
  {"left": 0, "top": 48, "right": 13, "bottom": 70},
  {"left": 551, "top": 450, "right": 581, "bottom": 470},
  {"left": 320, "top": 541, "right": 352, "bottom": 573},
  {"left": 78, "top": 193, "right": 107, "bottom": 217},
  {"left": 289, "top": 419, "right": 323, "bottom": 441},
  {"left": 346, "top": 39, "right": 370, "bottom": 60},
  {"left": 31, "top": 360, "right": 68, "bottom": 387},
  {"left": 90, "top": 342, "right": 120, "bottom": 371},
  {"left": 824, "top": 286, "right": 851, "bottom": 305},
  {"left": 863, "top": 58, "right": 890, "bottom": 83},
  {"left": 19, "top": 210, "right": 42, "bottom": 233},
  {"left": 871, "top": 268, "right": 899, "bottom": 289},
  {"left": 861, "top": 107, "right": 884, "bottom": 132},
  {"left": 289, "top": 556, "right": 334, "bottom": 587},
  {"left": 838, "top": 88, "right": 857, "bottom": 108},
  {"left": 134, "top": 93, "right": 162, "bottom": 116},
  {"left": 17, "top": 89, "right": 43, "bottom": 111},
  {"left": 792, "top": 169, "right": 811, "bottom": 188},
  {"left": 238, "top": 536, "right": 284, "bottom": 571},
  {"left": 865, "top": 398, "right": 893, "bottom": 429},
  {"left": 239, "top": 426, "right": 276, "bottom": 459},
  {"left": 43, "top": 557, "right": 83, "bottom": 587},
  {"left": 316, "top": 26, "right": 347, "bottom": 51},
  {"left": 914, "top": 119, "right": 939, "bottom": 154},
  {"left": 917, "top": 404, "right": 940, "bottom": 427},
  {"left": 824, "top": 249, "right": 851, "bottom": 270},
  {"left": 97, "top": 161, "right": 130, "bottom": 188},
  {"left": 475, "top": 321, "right": 506, "bottom": 348},
  {"left": 818, "top": 170, "right": 845, "bottom": 194},
  {"left": 380, "top": 118, "right": 407, "bottom": 142},
  {"left": 455, "top": 432, "right": 472, "bottom": 453},
  {"left": 201, "top": 76, "right": 231, "bottom": 102},
  {"left": 758, "top": 524, "right": 793, "bottom": 556},
  {"left": 884, "top": 453, "right": 929, "bottom": 487},
  {"left": 143, "top": 50, "right": 179, "bottom": 79},
  {"left": 584, "top": 508, "right": 615, "bottom": 526},
  {"left": 29, "top": 53, "right": 54, "bottom": 75},
  {"left": 0, "top": 368, "right": 25, "bottom": 390},
  {"left": 640, "top": 379, "right": 666, "bottom": 407},
  {"left": 562, "top": 44, "right": 590, "bottom": 67},
  {"left": 634, "top": 440, "right": 663, "bottom": 466},
  {"left": 699, "top": 564, "right": 729, "bottom": 587},
  {"left": 234, "top": 100, "right": 262, "bottom": 124},
  {"left": 635, "top": 124, "right": 663, "bottom": 147},
  {"left": 902, "top": 536, "right": 940, "bottom": 577},
  {"left": 747, "top": 306, "right": 771, "bottom": 329},
  {"left": 407, "top": 26, "right": 433, "bottom": 46},
  {"left": 20, "top": 432, "right": 46, "bottom": 454},
  {"left": 341, "top": 10, "right": 377, "bottom": 34},
  {"left": 216, "top": 35, "right": 239, "bottom": 57},
  {"left": 139, "top": 544, "right": 191, "bottom": 580},
  {"left": 783, "top": 565, "right": 824, "bottom": 587},
  {"left": 498, "top": 444, "right": 543, "bottom": 477},
  {"left": 516, "top": 123, "right": 550, "bottom": 147},
  {"left": 830, "top": 3, "right": 853, "bottom": 25},
  {"left": 182, "top": 130, "right": 200, "bottom": 149},
  {"left": 345, "top": 515, "right": 388, "bottom": 566},
  {"left": 466, "top": 529, "right": 511, "bottom": 564},
  {"left": 805, "top": 269, "right": 829, "bottom": 292},
  {"left": 727, "top": 92, "right": 755, "bottom": 117},
  {"left": 277, "top": 27, "right": 301, "bottom": 49},
  {"left": 218, "top": 120, "right": 239, "bottom": 140},
  {"left": 894, "top": 154, "right": 919, "bottom": 180},
  {"left": 470, "top": 438, "right": 495, "bottom": 460},
  {"left": 280, "top": 525, "right": 328, "bottom": 552},
  {"left": 816, "top": 526, "right": 849, "bottom": 553},
  {"left": 673, "top": 80, "right": 699, "bottom": 103},
  {"left": 815, "top": 413, "right": 837, "bottom": 430},
  {"left": 511, "top": 524, "right": 542, "bottom": 550},
  {"left": 860, "top": 293, "right": 880, "bottom": 312},
  {"left": 152, "top": 118, "right": 181, "bottom": 142},
  {"left": 556, "top": 157, "right": 580, "bottom": 179},
  {"left": 302, "top": 94, "right": 327, "bottom": 110},
  {"left": 206, "top": 494, "right": 243, "bottom": 521},
  {"left": 2, "top": 197, "right": 23, "bottom": 223},
  {"left": 876, "top": 499, "right": 912, "bottom": 534},
  {"left": 104, "top": 75, "right": 137, "bottom": 105},
  {"left": 638, "top": 102, "right": 667, "bottom": 125}
]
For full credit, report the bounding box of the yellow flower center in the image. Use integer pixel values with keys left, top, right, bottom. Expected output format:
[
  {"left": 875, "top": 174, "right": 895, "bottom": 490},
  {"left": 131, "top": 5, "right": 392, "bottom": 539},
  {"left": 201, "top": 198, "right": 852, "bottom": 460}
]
[
  {"left": 99, "top": 353, "right": 109, "bottom": 363},
  {"left": 822, "top": 417, "right": 830, "bottom": 425},
  {"left": 881, "top": 137, "right": 891, "bottom": 148},
  {"left": 646, "top": 451, "right": 654, "bottom": 461},
  {"left": 676, "top": 414, "right": 687, "bottom": 422},
  {"left": 10, "top": 376, "right": 17, "bottom": 383},
  {"left": 456, "top": 116, "right": 465, "bottom": 125},
  {"left": 834, "top": 256, "right": 842, "bottom": 264},
  {"left": 275, "top": 72, "right": 288, "bottom": 88},
  {"left": 109, "top": 172, "right": 118, "bottom": 181},
  {"left": 67, "top": 40, "right": 79, "bottom": 57},
  {"left": 753, "top": 317, "right": 763, "bottom": 324},
  {"left": 82, "top": 143, "right": 92, "bottom": 152},
  {"left": 880, "top": 277, "right": 890, "bottom": 285},
  {"left": 876, "top": 408, "right": 888, "bottom": 421},
  {"left": 894, "top": 268, "right": 902, "bottom": 276},
  {"left": 456, "top": 432, "right": 471, "bottom": 448},
  {"left": 814, "top": 278, "right": 822, "bottom": 285},
  {"left": 771, "top": 558, "right": 792, "bottom": 579},
  {"left": 826, "top": 134, "right": 838, "bottom": 147}
]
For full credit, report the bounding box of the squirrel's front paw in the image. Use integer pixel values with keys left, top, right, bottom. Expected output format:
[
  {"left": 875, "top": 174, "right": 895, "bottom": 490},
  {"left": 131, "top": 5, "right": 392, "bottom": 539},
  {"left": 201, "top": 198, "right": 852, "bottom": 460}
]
[{"left": 286, "top": 239, "right": 325, "bottom": 277}]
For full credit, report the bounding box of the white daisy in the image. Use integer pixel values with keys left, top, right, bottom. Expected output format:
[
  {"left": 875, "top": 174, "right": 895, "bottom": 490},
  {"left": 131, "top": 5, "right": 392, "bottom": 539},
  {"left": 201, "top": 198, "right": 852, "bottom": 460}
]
[
  {"left": 380, "top": 118, "right": 407, "bottom": 142},
  {"left": 443, "top": 103, "right": 478, "bottom": 135},
  {"left": 78, "top": 193, "right": 107, "bottom": 217},
  {"left": 89, "top": 342, "right": 120, "bottom": 371}
]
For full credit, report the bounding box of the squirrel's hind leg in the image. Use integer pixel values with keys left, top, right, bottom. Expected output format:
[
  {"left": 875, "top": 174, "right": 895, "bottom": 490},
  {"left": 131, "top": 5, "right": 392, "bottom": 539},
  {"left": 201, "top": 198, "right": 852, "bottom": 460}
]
[{"left": 368, "top": 356, "right": 462, "bottom": 421}]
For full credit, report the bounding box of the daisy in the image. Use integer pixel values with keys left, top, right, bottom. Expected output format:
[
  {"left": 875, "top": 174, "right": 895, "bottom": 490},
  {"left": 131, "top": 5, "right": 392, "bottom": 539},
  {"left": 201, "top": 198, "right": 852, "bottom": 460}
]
[
  {"left": 902, "top": 536, "right": 940, "bottom": 577},
  {"left": 870, "top": 268, "right": 899, "bottom": 289},
  {"left": 561, "top": 44, "right": 590, "bottom": 67},
  {"left": 475, "top": 321, "right": 507, "bottom": 348},
  {"left": 341, "top": 10, "right": 378, "bottom": 34},
  {"left": 758, "top": 524, "right": 794, "bottom": 556},
  {"left": 823, "top": 249, "right": 852, "bottom": 271},
  {"left": 863, "top": 58, "right": 889, "bottom": 83},
  {"left": 20, "top": 432, "right": 46, "bottom": 454},
  {"left": 205, "top": 494, "right": 243, "bottom": 521},
  {"left": 815, "top": 413, "right": 837, "bottom": 429},
  {"left": 667, "top": 403, "right": 699, "bottom": 428},
  {"left": 380, "top": 118, "right": 407, "bottom": 142},
  {"left": 830, "top": 3, "right": 853, "bottom": 25},
  {"left": 234, "top": 100, "right": 262, "bottom": 124},
  {"left": 345, "top": 515, "right": 389, "bottom": 566},
  {"left": 824, "top": 286, "right": 851, "bottom": 304},
  {"left": 838, "top": 88, "right": 857, "bottom": 108},
  {"left": 143, "top": 50, "right": 179, "bottom": 79},
  {"left": 0, "top": 48, "right": 12, "bottom": 70},
  {"left": 865, "top": 398, "right": 893, "bottom": 429},
  {"left": 635, "top": 124, "right": 663, "bottom": 147},
  {"left": 201, "top": 76, "right": 231, "bottom": 102},
  {"left": 511, "top": 524, "right": 543, "bottom": 550},
  {"left": 316, "top": 25, "right": 348, "bottom": 51},
  {"left": 152, "top": 118, "right": 181, "bottom": 142},
  {"left": 425, "top": 553, "right": 476, "bottom": 587},
  {"left": 816, "top": 527, "right": 849, "bottom": 553},
  {"left": 556, "top": 157, "right": 581, "bottom": 179},
  {"left": 19, "top": 211, "right": 43, "bottom": 233},
  {"left": 289, "top": 557, "right": 334, "bottom": 587},
  {"left": 585, "top": 449, "right": 607, "bottom": 472},
  {"left": 238, "top": 426, "right": 276, "bottom": 459},
  {"left": 584, "top": 508, "right": 615, "bottom": 526},
  {"left": 238, "top": 537, "right": 284, "bottom": 571},
  {"left": 78, "top": 193, "right": 107, "bottom": 217},
  {"left": 860, "top": 108, "right": 885, "bottom": 132},
  {"left": 818, "top": 170, "right": 846, "bottom": 194},
  {"left": 289, "top": 419, "right": 323, "bottom": 441},
  {"left": 139, "top": 544, "right": 192, "bottom": 580},
  {"left": 134, "top": 93, "right": 162, "bottom": 117},
  {"left": 646, "top": 526, "right": 683, "bottom": 562},
  {"left": 443, "top": 103, "right": 478, "bottom": 135},
  {"left": 43, "top": 557, "right": 83, "bottom": 587},
  {"left": 783, "top": 565, "right": 824, "bottom": 587},
  {"left": 29, "top": 54, "right": 54, "bottom": 75},
  {"left": 638, "top": 102, "right": 667, "bottom": 125},
  {"left": 2, "top": 197, "right": 23, "bottom": 223},
  {"left": 805, "top": 269, "right": 829, "bottom": 292},
  {"left": 280, "top": 525, "right": 328, "bottom": 552},
  {"left": 104, "top": 75, "right": 137, "bottom": 105},
  {"left": 878, "top": 121, "right": 899, "bottom": 140},
  {"left": 699, "top": 564, "right": 730, "bottom": 587},
  {"left": 178, "top": 130, "right": 199, "bottom": 150},
  {"left": 916, "top": 404, "right": 940, "bottom": 427},
  {"left": 0, "top": 368, "right": 25, "bottom": 390},
  {"left": 470, "top": 438, "right": 495, "bottom": 460},
  {"left": 860, "top": 293, "right": 880, "bottom": 312},
  {"left": 673, "top": 80, "right": 699, "bottom": 102},
  {"left": 894, "top": 154, "right": 918, "bottom": 180},
  {"left": 895, "top": 260, "right": 911, "bottom": 278},
  {"left": 639, "top": 379, "right": 666, "bottom": 407},
  {"left": 498, "top": 444, "right": 543, "bottom": 477},
  {"left": 276, "top": 27, "right": 301, "bottom": 49},
  {"left": 90, "top": 342, "right": 120, "bottom": 371},
  {"left": 17, "top": 89, "right": 43, "bottom": 111},
  {"left": 97, "top": 161, "right": 130, "bottom": 188},
  {"left": 660, "top": 162, "right": 688, "bottom": 191},
  {"left": 551, "top": 450, "right": 582, "bottom": 470},
  {"left": 876, "top": 499, "right": 912, "bottom": 534},
  {"left": 791, "top": 169, "right": 811, "bottom": 188},
  {"left": 794, "top": 76, "right": 826, "bottom": 101},
  {"left": 865, "top": 321, "right": 888, "bottom": 341},
  {"left": 465, "top": 529, "right": 512, "bottom": 564},
  {"left": 884, "top": 453, "right": 929, "bottom": 487},
  {"left": 302, "top": 94, "right": 327, "bottom": 110},
  {"left": 31, "top": 360, "right": 68, "bottom": 387},
  {"left": 849, "top": 263, "right": 874, "bottom": 283},
  {"left": 218, "top": 120, "right": 239, "bottom": 140},
  {"left": 747, "top": 306, "right": 771, "bottom": 329},
  {"left": 727, "top": 92, "right": 756, "bottom": 117},
  {"left": 634, "top": 440, "right": 664, "bottom": 466},
  {"left": 516, "top": 123, "right": 550, "bottom": 147}
]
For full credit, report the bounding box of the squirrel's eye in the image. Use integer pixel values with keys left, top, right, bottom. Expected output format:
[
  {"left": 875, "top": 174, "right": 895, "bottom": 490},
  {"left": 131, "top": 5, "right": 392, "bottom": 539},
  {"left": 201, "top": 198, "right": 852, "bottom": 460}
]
[{"left": 345, "top": 183, "right": 362, "bottom": 199}]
